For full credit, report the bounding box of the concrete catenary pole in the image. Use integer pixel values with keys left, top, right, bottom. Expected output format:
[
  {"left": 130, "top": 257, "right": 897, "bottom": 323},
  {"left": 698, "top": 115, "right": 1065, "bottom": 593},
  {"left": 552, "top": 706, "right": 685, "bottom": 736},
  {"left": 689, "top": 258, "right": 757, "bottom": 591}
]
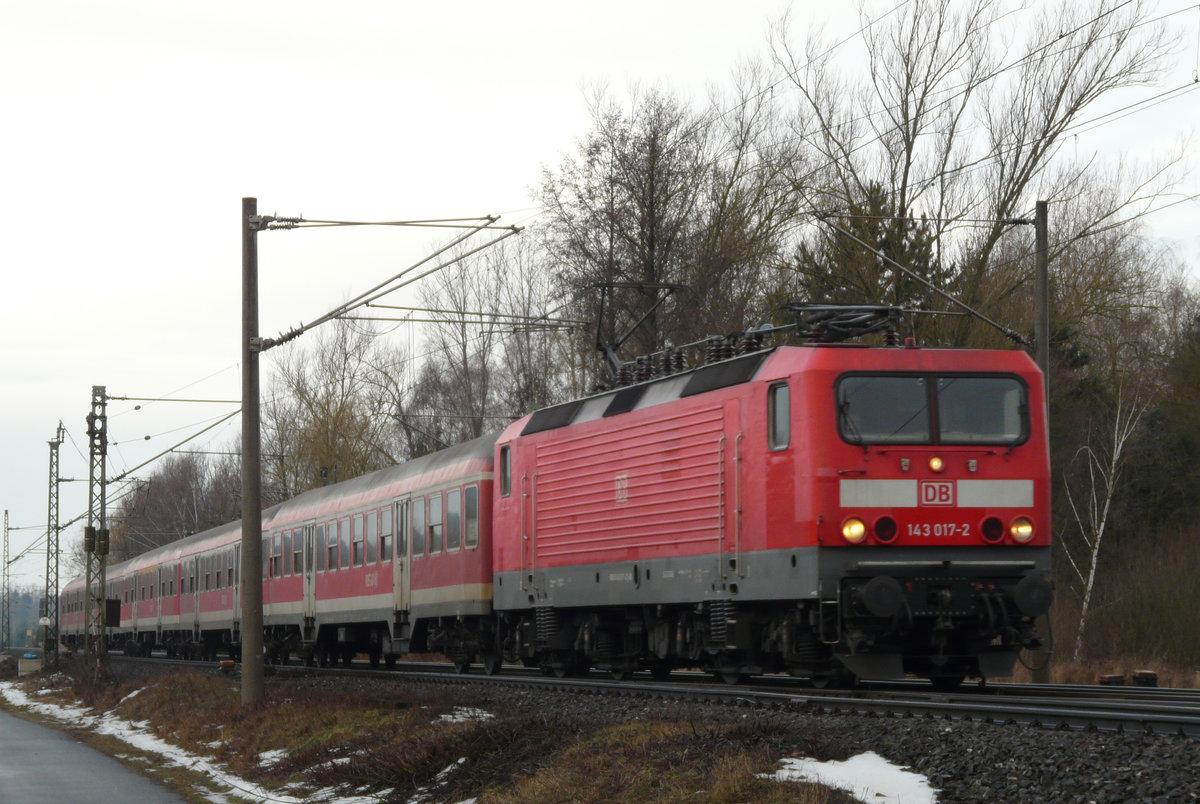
[
  {"left": 241, "top": 197, "right": 265, "bottom": 704},
  {"left": 1032, "top": 199, "right": 1052, "bottom": 684},
  {"left": 2, "top": 510, "right": 9, "bottom": 651}
]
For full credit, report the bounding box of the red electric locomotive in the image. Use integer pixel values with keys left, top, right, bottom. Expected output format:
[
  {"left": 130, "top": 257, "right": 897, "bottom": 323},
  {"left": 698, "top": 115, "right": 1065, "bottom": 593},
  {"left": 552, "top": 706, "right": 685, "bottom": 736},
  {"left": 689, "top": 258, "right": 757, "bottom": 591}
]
[{"left": 491, "top": 314, "right": 1051, "bottom": 686}]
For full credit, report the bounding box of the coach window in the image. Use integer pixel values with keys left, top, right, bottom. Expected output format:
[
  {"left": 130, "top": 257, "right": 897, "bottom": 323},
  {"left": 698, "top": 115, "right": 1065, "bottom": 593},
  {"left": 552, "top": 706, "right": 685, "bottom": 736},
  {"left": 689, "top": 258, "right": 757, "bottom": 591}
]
[
  {"left": 262, "top": 538, "right": 269, "bottom": 579},
  {"left": 500, "top": 445, "right": 511, "bottom": 496},
  {"left": 412, "top": 497, "right": 426, "bottom": 556},
  {"left": 380, "top": 505, "right": 393, "bottom": 561},
  {"left": 282, "top": 531, "right": 292, "bottom": 577},
  {"left": 339, "top": 517, "right": 351, "bottom": 570},
  {"left": 215, "top": 554, "right": 223, "bottom": 589},
  {"left": 446, "top": 489, "right": 462, "bottom": 551},
  {"left": 316, "top": 524, "right": 327, "bottom": 572},
  {"left": 366, "top": 510, "right": 379, "bottom": 563},
  {"left": 768, "top": 382, "right": 790, "bottom": 451},
  {"left": 352, "top": 514, "right": 365, "bottom": 567},
  {"left": 292, "top": 530, "right": 303, "bottom": 575},
  {"left": 327, "top": 521, "right": 339, "bottom": 570},
  {"left": 429, "top": 492, "right": 444, "bottom": 554},
  {"left": 465, "top": 485, "right": 479, "bottom": 549}
]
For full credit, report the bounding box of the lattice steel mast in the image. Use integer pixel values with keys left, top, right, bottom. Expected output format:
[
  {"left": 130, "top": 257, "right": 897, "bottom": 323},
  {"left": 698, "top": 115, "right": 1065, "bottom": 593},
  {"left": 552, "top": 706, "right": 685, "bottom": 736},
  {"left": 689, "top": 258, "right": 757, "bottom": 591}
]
[
  {"left": 44, "top": 421, "right": 64, "bottom": 663},
  {"left": 84, "top": 387, "right": 109, "bottom": 670}
]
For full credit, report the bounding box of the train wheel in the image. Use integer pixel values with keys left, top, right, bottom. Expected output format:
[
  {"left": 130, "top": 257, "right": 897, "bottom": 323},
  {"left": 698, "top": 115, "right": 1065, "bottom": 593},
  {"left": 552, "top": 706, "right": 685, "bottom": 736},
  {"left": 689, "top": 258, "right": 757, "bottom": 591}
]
[
  {"left": 384, "top": 654, "right": 397, "bottom": 669},
  {"left": 649, "top": 661, "right": 672, "bottom": 681},
  {"left": 481, "top": 653, "right": 501, "bottom": 676},
  {"left": 610, "top": 667, "right": 633, "bottom": 681},
  {"left": 717, "top": 670, "right": 746, "bottom": 685},
  {"left": 453, "top": 657, "right": 471, "bottom": 674}
]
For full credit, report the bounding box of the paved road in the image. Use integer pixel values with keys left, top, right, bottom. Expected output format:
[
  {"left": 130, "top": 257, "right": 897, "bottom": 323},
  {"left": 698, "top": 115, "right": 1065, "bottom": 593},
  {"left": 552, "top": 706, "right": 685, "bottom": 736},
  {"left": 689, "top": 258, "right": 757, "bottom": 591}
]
[{"left": 0, "top": 707, "right": 183, "bottom": 803}]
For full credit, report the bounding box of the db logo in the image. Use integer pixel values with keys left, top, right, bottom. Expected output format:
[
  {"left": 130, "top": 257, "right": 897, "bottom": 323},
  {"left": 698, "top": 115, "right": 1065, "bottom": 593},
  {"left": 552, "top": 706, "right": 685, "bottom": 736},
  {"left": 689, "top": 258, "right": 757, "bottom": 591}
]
[
  {"left": 919, "top": 480, "right": 955, "bottom": 507},
  {"left": 614, "top": 473, "right": 629, "bottom": 504}
]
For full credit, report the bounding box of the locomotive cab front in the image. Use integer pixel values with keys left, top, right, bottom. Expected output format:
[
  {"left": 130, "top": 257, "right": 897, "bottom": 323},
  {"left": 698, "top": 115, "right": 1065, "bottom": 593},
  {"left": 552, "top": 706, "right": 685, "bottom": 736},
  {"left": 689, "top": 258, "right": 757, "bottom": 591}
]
[{"left": 810, "top": 348, "right": 1052, "bottom": 685}]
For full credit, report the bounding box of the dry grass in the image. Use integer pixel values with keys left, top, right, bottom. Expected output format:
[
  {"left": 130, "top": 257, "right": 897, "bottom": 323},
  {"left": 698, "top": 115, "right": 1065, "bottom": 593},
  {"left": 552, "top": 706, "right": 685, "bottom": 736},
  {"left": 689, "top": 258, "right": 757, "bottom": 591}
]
[
  {"left": 480, "top": 719, "right": 854, "bottom": 804},
  {"left": 14, "top": 666, "right": 856, "bottom": 802}
]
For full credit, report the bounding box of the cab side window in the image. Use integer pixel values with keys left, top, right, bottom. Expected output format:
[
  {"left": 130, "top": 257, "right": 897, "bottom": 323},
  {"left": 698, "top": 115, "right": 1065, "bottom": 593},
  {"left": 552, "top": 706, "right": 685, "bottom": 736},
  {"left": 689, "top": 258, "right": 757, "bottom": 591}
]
[
  {"left": 500, "top": 445, "right": 511, "bottom": 496},
  {"left": 768, "top": 382, "right": 790, "bottom": 451}
]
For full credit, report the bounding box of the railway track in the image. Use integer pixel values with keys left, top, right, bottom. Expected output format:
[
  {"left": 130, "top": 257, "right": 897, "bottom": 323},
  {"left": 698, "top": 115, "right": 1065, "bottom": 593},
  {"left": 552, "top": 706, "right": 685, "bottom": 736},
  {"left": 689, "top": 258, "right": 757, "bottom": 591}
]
[{"left": 106, "top": 653, "right": 1200, "bottom": 737}]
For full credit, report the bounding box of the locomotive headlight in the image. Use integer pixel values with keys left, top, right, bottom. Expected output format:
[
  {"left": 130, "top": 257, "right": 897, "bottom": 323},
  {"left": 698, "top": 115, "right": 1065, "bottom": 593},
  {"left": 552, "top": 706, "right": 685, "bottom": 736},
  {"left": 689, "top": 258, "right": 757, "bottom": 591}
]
[
  {"left": 928, "top": 456, "right": 944, "bottom": 473},
  {"left": 1010, "top": 517, "right": 1034, "bottom": 543},
  {"left": 842, "top": 517, "right": 867, "bottom": 544}
]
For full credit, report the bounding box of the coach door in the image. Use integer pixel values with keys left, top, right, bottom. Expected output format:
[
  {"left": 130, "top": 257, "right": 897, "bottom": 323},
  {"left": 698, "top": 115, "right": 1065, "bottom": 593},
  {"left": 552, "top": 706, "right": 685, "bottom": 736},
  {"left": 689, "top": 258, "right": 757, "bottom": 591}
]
[
  {"left": 393, "top": 498, "right": 410, "bottom": 612},
  {"left": 303, "top": 523, "right": 316, "bottom": 619},
  {"left": 190, "top": 556, "right": 200, "bottom": 637}
]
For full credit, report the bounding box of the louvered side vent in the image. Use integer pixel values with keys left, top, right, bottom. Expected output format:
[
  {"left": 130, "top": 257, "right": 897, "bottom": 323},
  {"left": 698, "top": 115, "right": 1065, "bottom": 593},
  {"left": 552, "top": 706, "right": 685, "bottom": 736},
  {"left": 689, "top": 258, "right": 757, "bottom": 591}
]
[
  {"left": 709, "top": 599, "right": 734, "bottom": 646},
  {"left": 535, "top": 606, "right": 560, "bottom": 645}
]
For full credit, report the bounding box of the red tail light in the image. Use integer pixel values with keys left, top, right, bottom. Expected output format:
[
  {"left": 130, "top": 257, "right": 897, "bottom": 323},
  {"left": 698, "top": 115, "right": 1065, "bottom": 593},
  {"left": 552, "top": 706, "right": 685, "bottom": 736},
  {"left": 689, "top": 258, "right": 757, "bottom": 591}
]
[{"left": 874, "top": 517, "right": 898, "bottom": 544}]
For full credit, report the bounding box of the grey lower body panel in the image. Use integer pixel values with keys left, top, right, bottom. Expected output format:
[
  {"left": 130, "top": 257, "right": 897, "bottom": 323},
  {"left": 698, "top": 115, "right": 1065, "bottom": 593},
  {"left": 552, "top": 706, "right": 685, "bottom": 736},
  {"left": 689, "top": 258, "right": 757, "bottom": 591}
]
[{"left": 494, "top": 548, "right": 821, "bottom": 612}]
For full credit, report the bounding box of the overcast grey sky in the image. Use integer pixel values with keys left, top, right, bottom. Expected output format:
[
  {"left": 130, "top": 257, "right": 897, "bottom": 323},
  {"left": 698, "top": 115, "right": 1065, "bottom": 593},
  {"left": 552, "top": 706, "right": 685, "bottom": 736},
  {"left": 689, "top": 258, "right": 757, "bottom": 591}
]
[{"left": 2, "top": 0, "right": 1197, "bottom": 590}]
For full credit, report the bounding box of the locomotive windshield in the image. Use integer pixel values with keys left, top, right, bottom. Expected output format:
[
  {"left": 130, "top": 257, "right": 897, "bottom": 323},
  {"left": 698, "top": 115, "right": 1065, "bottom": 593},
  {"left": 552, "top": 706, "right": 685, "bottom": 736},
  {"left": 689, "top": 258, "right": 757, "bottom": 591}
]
[{"left": 838, "top": 373, "right": 1026, "bottom": 446}]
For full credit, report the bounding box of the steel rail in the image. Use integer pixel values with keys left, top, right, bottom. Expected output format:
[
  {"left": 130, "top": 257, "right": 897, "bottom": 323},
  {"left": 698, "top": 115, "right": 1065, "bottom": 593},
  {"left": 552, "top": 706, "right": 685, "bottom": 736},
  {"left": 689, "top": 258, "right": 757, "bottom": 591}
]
[{"left": 106, "top": 654, "right": 1200, "bottom": 737}]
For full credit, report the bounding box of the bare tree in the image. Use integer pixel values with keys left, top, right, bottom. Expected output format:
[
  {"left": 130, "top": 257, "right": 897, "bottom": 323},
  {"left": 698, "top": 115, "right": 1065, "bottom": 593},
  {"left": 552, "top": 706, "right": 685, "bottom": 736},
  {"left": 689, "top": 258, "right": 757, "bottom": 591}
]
[
  {"left": 263, "top": 317, "right": 403, "bottom": 497},
  {"left": 540, "top": 78, "right": 802, "bottom": 382},
  {"left": 108, "top": 451, "right": 243, "bottom": 560},
  {"left": 771, "top": 0, "right": 1184, "bottom": 338},
  {"left": 1061, "top": 385, "right": 1149, "bottom": 661}
]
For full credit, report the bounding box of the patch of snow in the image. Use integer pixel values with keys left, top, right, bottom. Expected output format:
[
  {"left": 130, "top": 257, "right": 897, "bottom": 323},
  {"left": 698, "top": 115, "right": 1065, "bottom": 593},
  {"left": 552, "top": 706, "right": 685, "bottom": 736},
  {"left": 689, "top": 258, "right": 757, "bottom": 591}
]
[
  {"left": 257, "top": 748, "right": 288, "bottom": 767},
  {"left": 118, "top": 688, "right": 142, "bottom": 704},
  {"left": 0, "top": 681, "right": 381, "bottom": 804},
  {"left": 407, "top": 758, "right": 467, "bottom": 804},
  {"left": 764, "top": 751, "right": 939, "bottom": 804},
  {"left": 437, "top": 707, "right": 493, "bottom": 724}
]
